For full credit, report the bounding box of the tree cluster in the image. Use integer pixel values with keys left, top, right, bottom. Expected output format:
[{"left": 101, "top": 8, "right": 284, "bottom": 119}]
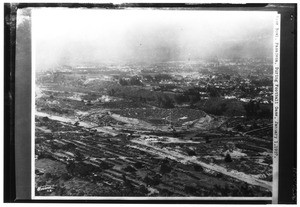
[{"left": 119, "top": 76, "right": 143, "bottom": 86}]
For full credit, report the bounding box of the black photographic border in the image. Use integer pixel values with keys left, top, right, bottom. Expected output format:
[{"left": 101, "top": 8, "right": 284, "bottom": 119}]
[{"left": 4, "top": 3, "right": 297, "bottom": 204}]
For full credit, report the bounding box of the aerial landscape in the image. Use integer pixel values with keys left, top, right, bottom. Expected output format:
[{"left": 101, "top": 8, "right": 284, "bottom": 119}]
[
  {"left": 34, "top": 59, "right": 273, "bottom": 197},
  {"left": 29, "top": 9, "right": 275, "bottom": 197}
]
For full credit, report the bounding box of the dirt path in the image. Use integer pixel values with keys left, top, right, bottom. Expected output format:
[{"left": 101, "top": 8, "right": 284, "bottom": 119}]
[{"left": 129, "top": 139, "right": 272, "bottom": 191}]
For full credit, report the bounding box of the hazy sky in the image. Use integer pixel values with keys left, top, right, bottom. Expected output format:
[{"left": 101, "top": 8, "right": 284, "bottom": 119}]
[{"left": 31, "top": 8, "right": 276, "bottom": 69}]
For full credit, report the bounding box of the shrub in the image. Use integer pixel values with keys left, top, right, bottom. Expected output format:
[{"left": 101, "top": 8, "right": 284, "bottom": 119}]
[
  {"left": 99, "top": 161, "right": 111, "bottom": 170},
  {"left": 160, "top": 163, "right": 172, "bottom": 174},
  {"left": 123, "top": 165, "right": 137, "bottom": 173},
  {"left": 187, "top": 149, "right": 196, "bottom": 156},
  {"left": 184, "top": 185, "right": 198, "bottom": 195},
  {"left": 61, "top": 173, "right": 72, "bottom": 181},
  {"left": 133, "top": 162, "right": 144, "bottom": 169},
  {"left": 194, "top": 164, "right": 204, "bottom": 172},
  {"left": 224, "top": 153, "right": 233, "bottom": 162}
]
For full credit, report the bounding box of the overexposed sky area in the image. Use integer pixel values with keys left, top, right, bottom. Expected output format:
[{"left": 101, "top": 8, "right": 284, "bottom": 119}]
[{"left": 30, "top": 8, "right": 276, "bottom": 70}]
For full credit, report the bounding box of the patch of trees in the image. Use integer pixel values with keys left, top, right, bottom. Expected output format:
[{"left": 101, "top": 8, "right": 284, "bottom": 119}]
[
  {"left": 184, "top": 87, "right": 202, "bottom": 103},
  {"left": 37, "top": 151, "right": 55, "bottom": 160},
  {"left": 184, "top": 185, "right": 198, "bottom": 195},
  {"left": 174, "top": 86, "right": 210, "bottom": 105},
  {"left": 186, "top": 148, "right": 197, "bottom": 156},
  {"left": 208, "top": 182, "right": 266, "bottom": 197},
  {"left": 61, "top": 173, "right": 72, "bottom": 181},
  {"left": 207, "top": 85, "right": 221, "bottom": 97},
  {"left": 239, "top": 85, "right": 260, "bottom": 98},
  {"left": 211, "top": 184, "right": 232, "bottom": 196},
  {"left": 49, "top": 106, "right": 71, "bottom": 115},
  {"left": 244, "top": 101, "right": 272, "bottom": 119},
  {"left": 107, "top": 88, "right": 116, "bottom": 96},
  {"left": 142, "top": 74, "right": 155, "bottom": 82},
  {"left": 133, "top": 162, "right": 144, "bottom": 169},
  {"left": 82, "top": 92, "right": 98, "bottom": 101},
  {"left": 66, "top": 161, "right": 98, "bottom": 177},
  {"left": 111, "top": 86, "right": 157, "bottom": 103},
  {"left": 143, "top": 174, "right": 161, "bottom": 186},
  {"left": 174, "top": 94, "right": 190, "bottom": 104},
  {"left": 74, "top": 151, "right": 85, "bottom": 161},
  {"left": 52, "top": 73, "right": 66, "bottom": 83},
  {"left": 160, "top": 188, "right": 173, "bottom": 196},
  {"left": 42, "top": 116, "right": 50, "bottom": 122},
  {"left": 204, "top": 137, "right": 211, "bottom": 143},
  {"left": 158, "top": 84, "right": 177, "bottom": 91},
  {"left": 160, "top": 163, "right": 172, "bottom": 174},
  {"left": 193, "top": 164, "right": 204, "bottom": 172},
  {"left": 251, "top": 78, "right": 272, "bottom": 87},
  {"left": 200, "top": 98, "right": 246, "bottom": 116},
  {"left": 240, "top": 182, "right": 254, "bottom": 196},
  {"left": 157, "top": 94, "right": 175, "bottom": 108},
  {"left": 263, "top": 155, "right": 272, "bottom": 165},
  {"left": 159, "top": 159, "right": 172, "bottom": 174},
  {"left": 154, "top": 74, "right": 173, "bottom": 82},
  {"left": 61, "top": 143, "right": 77, "bottom": 151},
  {"left": 99, "top": 161, "right": 112, "bottom": 170},
  {"left": 119, "top": 76, "right": 143, "bottom": 86},
  {"left": 35, "top": 138, "right": 44, "bottom": 144},
  {"left": 196, "top": 97, "right": 271, "bottom": 119},
  {"left": 224, "top": 153, "right": 233, "bottom": 162},
  {"left": 123, "top": 165, "right": 137, "bottom": 173},
  {"left": 50, "top": 143, "right": 61, "bottom": 151},
  {"left": 44, "top": 172, "right": 59, "bottom": 181}
]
